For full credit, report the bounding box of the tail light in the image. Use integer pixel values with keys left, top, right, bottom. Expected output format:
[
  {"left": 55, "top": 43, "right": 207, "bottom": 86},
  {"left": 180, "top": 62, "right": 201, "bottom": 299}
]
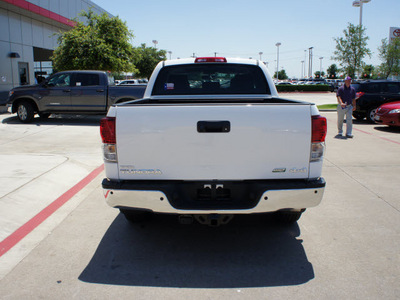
[
  {"left": 311, "top": 115, "right": 327, "bottom": 162},
  {"left": 100, "top": 117, "right": 117, "bottom": 162},
  {"left": 312, "top": 115, "right": 327, "bottom": 143},
  {"left": 195, "top": 57, "right": 227, "bottom": 63},
  {"left": 356, "top": 92, "right": 365, "bottom": 98}
]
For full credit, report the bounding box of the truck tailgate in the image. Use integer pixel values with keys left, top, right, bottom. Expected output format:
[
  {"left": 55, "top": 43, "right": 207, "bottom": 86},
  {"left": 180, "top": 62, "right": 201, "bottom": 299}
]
[{"left": 115, "top": 103, "right": 312, "bottom": 180}]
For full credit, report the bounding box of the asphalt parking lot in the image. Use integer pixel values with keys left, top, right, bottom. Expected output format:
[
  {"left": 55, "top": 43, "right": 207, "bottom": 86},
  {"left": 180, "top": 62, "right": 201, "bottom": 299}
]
[{"left": 0, "top": 94, "right": 399, "bottom": 299}]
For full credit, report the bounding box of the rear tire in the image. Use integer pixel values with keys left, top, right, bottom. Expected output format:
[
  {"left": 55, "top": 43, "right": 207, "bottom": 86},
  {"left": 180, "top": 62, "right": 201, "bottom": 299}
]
[
  {"left": 120, "top": 208, "right": 153, "bottom": 223},
  {"left": 276, "top": 210, "right": 305, "bottom": 224},
  {"left": 17, "top": 101, "right": 35, "bottom": 123}
]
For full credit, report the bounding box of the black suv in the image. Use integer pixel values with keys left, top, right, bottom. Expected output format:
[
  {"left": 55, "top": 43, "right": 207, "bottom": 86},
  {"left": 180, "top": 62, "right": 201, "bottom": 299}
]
[{"left": 351, "top": 80, "right": 400, "bottom": 123}]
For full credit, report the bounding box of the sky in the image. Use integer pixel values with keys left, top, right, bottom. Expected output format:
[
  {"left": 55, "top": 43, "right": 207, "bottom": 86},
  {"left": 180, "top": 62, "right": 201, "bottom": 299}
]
[{"left": 92, "top": 0, "right": 400, "bottom": 79}]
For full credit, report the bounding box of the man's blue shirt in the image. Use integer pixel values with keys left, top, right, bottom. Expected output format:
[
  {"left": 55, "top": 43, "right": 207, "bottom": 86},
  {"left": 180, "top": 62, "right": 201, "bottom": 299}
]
[{"left": 337, "top": 85, "right": 356, "bottom": 105}]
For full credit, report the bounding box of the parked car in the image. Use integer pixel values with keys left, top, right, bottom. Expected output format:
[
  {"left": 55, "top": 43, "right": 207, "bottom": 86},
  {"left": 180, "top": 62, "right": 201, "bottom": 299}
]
[
  {"left": 374, "top": 101, "right": 400, "bottom": 127},
  {"left": 7, "top": 71, "right": 146, "bottom": 123},
  {"left": 352, "top": 80, "right": 400, "bottom": 123},
  {"left": 276, "top": 82, "right": 292, "bottom": 85},
  {"left": 118, "top": 79, "right": 148, "bottom": 85}
]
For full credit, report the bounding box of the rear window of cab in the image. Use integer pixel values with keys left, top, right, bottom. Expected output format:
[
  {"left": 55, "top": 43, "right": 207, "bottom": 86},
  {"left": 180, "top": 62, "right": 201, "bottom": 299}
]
[{"left": 152, "top": 64, "right": 270, "bottom": 95}]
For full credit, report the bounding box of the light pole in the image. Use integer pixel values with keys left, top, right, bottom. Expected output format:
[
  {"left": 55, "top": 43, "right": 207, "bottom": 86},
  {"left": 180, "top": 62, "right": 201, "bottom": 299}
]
[
  {"left": 352, "top": 0, "right": 370, "bottom": 79},
  {"left": 308, "top": 47, "right": 313, "bottom": 78},
  {"left": 275, "top": 42, "right": 281, "bottom": 80},
  {"left": 352, "top": 0, "right": 371, "bottom": 27},
  {"left": 259, "top": 52, "right": 263, "bottom": 61},
  {"left": 319, "top": 57, "right": 323, "bottom": 78},
  {"left": 168, "top": 51, "right": 172, "bottom": 60},
  {"left": 152, "top": 40, "right": 158, "bottom": 49}
]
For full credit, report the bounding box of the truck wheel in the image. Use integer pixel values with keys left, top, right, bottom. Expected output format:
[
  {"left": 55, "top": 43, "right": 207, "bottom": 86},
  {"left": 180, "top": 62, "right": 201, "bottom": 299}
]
[
  {"left": 17, "top": 101, "right": 35, "bottom": 123},
  {"left": 276, "top": 210, "right": 305, "bottom": 224},
  {"left": 120, "top": 208, "right": 153, "bottom": 223}
]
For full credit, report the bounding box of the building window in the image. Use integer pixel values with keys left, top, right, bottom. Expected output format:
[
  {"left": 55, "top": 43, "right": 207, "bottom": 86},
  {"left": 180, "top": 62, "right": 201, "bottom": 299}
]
[{"left": 34, "top": 61, "right": 53, "bottom": 83}]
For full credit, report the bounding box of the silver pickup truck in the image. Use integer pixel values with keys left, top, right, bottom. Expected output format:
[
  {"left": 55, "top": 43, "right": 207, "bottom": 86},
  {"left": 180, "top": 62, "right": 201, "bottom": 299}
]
[
  {"left": 101, "top": 57, "right": 327, "bottom": 226},
  {"left": 7, "top": 70, "right": 146, "bottom": 123}
]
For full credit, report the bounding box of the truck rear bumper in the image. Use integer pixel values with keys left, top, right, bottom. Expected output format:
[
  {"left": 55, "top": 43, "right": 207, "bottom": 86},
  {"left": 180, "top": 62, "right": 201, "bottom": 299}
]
[{"left": 102, "top": 178, "right": 326, "bottom": 214}]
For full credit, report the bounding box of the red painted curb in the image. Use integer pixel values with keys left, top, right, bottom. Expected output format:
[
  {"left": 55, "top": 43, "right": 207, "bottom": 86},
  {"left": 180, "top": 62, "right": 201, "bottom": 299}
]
[{"left": 0, "top": 164, "right": 104, "bottom": 257}]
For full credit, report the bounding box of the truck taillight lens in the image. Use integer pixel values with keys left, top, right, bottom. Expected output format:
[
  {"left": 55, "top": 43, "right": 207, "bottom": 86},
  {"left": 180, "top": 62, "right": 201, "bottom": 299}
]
[
  {"left": 312, "top": 115, "right": 327, "bottom": 143},
  {"left": 195, "top": 57, "right": 227, "bottom": 63},
  {"left": 100, "top": 117, "right": 116, "bottom": 144},
  {"left": 356, "top": 91, "right": 365, "bottom": 98},
  {"left": 311, "top": 115, "right": 327, "bottom": 162},
  {"left": 100, "top": 117, "right": 117, "bottom": 162}
]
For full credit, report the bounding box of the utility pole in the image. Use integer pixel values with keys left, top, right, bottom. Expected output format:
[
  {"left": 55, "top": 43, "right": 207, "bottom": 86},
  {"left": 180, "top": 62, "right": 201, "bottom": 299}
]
[
  {"left": 308, "top": 47, "right": 313, "bottom": 78},
  {"left": 319, "top": 57, "right": 324, "bottom": 77},
  {"left": 276, "top": 42, "right": 281, "bottom": 80}
]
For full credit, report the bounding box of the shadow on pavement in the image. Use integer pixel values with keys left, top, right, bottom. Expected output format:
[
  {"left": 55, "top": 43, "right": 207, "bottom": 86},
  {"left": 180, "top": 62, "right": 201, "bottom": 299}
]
[
  {"left": 1, "top": 114, "right": 104, "bottom": 126},
  {"left": 79, "top": 213, "right": 314, "bottom": 288},
  {"left": 352, "top": 119, "right": 374, "bottom": 126},
  {"left": 374, "top": 125, "right": 400, "bottom": 134}
]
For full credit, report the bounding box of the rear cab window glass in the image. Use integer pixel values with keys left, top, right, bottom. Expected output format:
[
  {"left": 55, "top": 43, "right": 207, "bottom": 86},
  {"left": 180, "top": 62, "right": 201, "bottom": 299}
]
[
  {"left": 364, "top": 83, "right": 380, "bottom": 93},
  {"left": 107, "top": 73, "right": 115, "bottom": 86},
  {"left": 152, "top": 64, "right": 270, "bottom": 96},
  {"left": 74, "top": 73, "right": 100, "bottom": 86},
  {"left": 351, "top": 83, "right": 361, "bottom": 92}
]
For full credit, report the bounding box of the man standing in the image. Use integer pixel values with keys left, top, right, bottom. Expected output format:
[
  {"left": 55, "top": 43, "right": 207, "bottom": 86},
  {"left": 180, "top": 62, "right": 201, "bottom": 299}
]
[{"left": 336, "top": 76, "right": 356, "bottom": 138}]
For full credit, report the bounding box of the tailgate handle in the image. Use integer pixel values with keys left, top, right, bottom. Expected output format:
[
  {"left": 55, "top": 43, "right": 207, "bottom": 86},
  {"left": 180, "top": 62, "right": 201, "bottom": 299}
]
[{"left": 197, "top": 121, "right": 230, "bottom": 133}]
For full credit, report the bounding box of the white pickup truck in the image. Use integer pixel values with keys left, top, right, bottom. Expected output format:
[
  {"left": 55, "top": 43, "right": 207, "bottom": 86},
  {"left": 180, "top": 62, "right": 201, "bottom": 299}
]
[{"left": 100, "top": 57, "right": 327, "bottom": 226}]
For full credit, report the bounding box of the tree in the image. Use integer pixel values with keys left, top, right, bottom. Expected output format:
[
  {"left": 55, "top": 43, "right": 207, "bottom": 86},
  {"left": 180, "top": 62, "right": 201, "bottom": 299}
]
[
  {"left": 274, "top": 69, "right": 288, "bottom": 80},
  {"left": 332, "top": 23, "right": 371, "bottom": 78},
  {"left": 314, "top": 71, "right": 325, "bottom": 78},
  {"left": 361, "top": 64, "right": 375, "bottom": 79},
  {"left": 52, "top": 9, "right": 136, "bottom": 73},
  {"left": 327, "top": 64, "right": 339, "bottom": 79},
  {"left": 378, "top": 38, "right": 400, "bottom": 78},
  {"left": 132, "top": 44, "right": 166, "bottom": 79}
]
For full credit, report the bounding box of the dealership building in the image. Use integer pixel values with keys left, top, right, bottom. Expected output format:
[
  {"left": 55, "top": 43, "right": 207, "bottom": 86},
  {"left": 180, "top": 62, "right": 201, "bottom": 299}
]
[{"left": 0, "top": 0, "right": 109, "bottom": 103}]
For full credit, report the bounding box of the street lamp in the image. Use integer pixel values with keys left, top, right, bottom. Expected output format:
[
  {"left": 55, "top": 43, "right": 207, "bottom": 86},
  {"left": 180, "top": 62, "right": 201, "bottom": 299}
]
[
  {"left": 352, "top": 0, "right": 371, "bottom": 27},
  {"left": 168, "top": 51, "right": 172, "bottom": 60},
  {"left": 152, "top": 40, "right": 158, "bottom": 48},
  {"left": 275, "top": 42, "right": 281, "bottom": 80},
  {"left": 319, "top": 57, "right": 324, "bottom": 78},
  {"left": 308, "top": 47, "right": 313, "bottom": 78},
  {"left": 259, "top": 52, "right": 263, "bottom": 61},
  {"left": 352, "top": 0, "right": 370, "bottom": 79}
]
